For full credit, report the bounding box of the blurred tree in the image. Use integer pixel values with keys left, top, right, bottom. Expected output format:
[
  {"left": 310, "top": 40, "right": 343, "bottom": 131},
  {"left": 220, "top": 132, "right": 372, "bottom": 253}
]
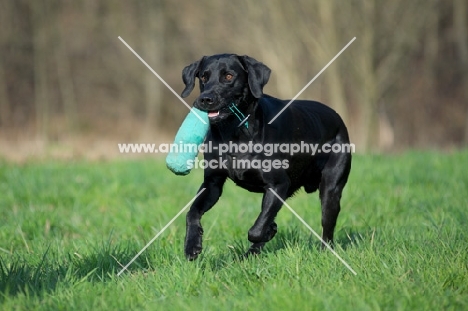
[
  {"left": 454, "top": 0, "right": 468, "bottom": 144},
  {"left": 424, "top": 0, "right": 439, "bottom": 88},
  {"left": 316, "top": 0, "right": 348, "bottom": 125},
  {"left": 0, "top": 0, "right": 467, "bottom": 154},
  {"left": 0, "top": 1, "right": 9, "bottom": 127},
  {"left": 346, "top": 0, "right": 431, "bottom": 151},
  {"left": 0, "top": 45, "right": 8, "bottom": 128},
  {"left": 242, "top": 0, "right": 302, "bottom": 99},
  {"left": 55, "top": 1, "right": 77, "bottom": 133},
  {"left": 140, "top": 0, "right": 164, "bottom": 136},
  {"left": 31, "top": 0, "right": 50, "bottom": 141},
  {"left": 0, "top": 60, "right": 7, "bottom": 128},
  {"left": 355, "top": 0, "right": 378, "bottom": 151},
  {"left": 0, "top": 1, "right": 11, "bottom": 128}
]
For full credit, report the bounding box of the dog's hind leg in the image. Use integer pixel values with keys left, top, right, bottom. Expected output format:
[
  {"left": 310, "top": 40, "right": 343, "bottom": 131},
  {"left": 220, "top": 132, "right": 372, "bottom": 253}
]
[
  {"left": 185, "top": 174, "right": 227, "bottom": 260},
  {"left": 318, "top": 142, "right": 351, "bottom": 248}
]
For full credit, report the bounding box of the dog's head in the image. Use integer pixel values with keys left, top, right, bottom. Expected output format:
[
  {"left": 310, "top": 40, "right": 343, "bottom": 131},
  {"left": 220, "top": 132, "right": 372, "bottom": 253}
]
[{"left": 181, "top": 54, "right": 271, "bottom": 122}]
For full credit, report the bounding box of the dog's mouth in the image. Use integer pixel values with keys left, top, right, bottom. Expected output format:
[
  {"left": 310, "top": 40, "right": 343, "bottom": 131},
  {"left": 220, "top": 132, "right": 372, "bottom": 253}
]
[
  {"left": 208, "top": 111, "right": 220, "bottom": 118},
  {"left": 197, "top": 101, "right": 246, "bottom": 123},
  {"left": 207, "top": 108, "right": 231, "bottom": 122}
]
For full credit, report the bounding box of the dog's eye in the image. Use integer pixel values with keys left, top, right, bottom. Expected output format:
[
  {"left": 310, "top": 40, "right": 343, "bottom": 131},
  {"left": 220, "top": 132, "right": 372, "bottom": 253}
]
[
  {"left": 200, "top": 76, "right": 207, "bottom": 83},
  {"left": 225, "top": 74, "right": 233, "bottom": 81}
]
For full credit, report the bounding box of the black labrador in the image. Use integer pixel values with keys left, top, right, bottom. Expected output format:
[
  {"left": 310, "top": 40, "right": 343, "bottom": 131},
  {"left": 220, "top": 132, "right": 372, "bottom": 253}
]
[{"left": 181, "top": 54, "right": 351, "bottom": 259}]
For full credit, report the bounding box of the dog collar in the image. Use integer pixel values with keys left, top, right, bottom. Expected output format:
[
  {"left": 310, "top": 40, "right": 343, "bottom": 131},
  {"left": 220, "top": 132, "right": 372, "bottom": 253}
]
[{"left": 228, "top": 103, "right": 249, "bottom": 129}]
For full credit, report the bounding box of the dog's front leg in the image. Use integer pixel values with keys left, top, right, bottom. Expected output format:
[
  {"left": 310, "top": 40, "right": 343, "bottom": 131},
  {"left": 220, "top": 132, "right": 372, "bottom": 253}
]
[
  {"left": 246, "top": 182, "right": 289, "bottom": 254},
  {"left": 185, "top": 175, "right": 226, "bottom": 260}
]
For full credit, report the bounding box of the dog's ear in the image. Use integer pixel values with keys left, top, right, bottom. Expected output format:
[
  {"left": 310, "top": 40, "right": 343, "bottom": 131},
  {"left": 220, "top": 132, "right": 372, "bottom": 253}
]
[
  {"left": 181, "top": 57, "right": 205, "bottom": 98},
  {"left": 239, "top": 55, "right": 271, "bottom": 98}
]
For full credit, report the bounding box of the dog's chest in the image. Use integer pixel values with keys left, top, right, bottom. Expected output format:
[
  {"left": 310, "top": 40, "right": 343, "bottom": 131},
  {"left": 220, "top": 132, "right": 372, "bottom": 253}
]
[{"left": 224, "top": 153, "right": 267, "bottom": 192}]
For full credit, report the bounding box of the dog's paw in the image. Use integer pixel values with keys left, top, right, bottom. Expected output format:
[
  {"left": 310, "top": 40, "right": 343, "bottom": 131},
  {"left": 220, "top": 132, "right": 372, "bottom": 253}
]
[
  {"left": 320, "top": 239, "right": 334, "bottom": 251},
  {"left": 244, "top": 242, "right": 265, "bottom": 257},
  {"left": 184, "top": 226, "right": 203, "bottom": 260},
  {"left": 185, "top": 244, "right": 202, "bottom": 261},
  {"left": 248, "top": 222, "right": 277, "bottom": 243}
]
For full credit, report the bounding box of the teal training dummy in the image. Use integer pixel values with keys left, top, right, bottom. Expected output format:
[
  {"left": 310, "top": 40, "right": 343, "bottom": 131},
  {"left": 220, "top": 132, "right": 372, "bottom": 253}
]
[{"left": 166, "top": 107, "right": 209, "bottom": 175}]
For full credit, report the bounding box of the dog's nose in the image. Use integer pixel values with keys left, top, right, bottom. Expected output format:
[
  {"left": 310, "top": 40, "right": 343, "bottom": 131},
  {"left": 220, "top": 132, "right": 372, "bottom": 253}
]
[{"left": 200, "top": 95, "right": 214, "bottom": 105}]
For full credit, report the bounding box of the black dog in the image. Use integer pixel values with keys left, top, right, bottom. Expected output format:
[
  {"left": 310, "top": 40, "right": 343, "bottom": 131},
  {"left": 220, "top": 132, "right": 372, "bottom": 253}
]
[{"left": 181, "top": 54, "right": 351, "bottom": 260}]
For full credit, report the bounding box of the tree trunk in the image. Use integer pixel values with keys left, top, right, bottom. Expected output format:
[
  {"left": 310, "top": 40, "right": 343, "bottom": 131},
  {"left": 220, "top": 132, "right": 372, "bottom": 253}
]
[
  {"left": 31, "top": 0, "right": 50, "bottom": 142},
  {"left": 454, "top": 0, "right": 468, "bottom": 144},
  {"left": 141, "top": 0, "right": 163, "bottom": 136},
  {"left": 317, "top": 0, "right": 348, "bottom": 125},
  {"left": 361, "top": 73, "right": 379, "bottom": 152},
  {"left": 0, "top": 0, "right": 11, "bottom": 128},
  {"left": 424, "top": 0, "right": 439, "bottom": 87},
  {"left": 55, "top": 5, "right": 77, "bottom": 133},
  {"left": 360, "top": 0, "right": 379, "bottom": 152},
  {"left": 0, "top": 55, "right": 9, "bottom": 127}
]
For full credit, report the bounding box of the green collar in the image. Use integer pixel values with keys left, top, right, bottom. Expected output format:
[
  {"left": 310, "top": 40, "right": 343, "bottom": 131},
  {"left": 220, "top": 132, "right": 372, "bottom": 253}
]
[{"left": 229, "top": 103, "right": 249, "bottom": 129}]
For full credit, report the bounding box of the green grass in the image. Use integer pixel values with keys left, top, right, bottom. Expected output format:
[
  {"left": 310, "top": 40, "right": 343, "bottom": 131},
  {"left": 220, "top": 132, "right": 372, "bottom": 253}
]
[{"left": 0, "top": 151, "right": 467, "bottom": 310}]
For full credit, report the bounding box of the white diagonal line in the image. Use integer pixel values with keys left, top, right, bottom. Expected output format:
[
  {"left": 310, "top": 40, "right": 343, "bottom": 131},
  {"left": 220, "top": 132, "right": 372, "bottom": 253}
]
[
  {"left": 268, "top": 188, "right": 357, "bottom": 275},
  {"left": 268, "top": 37, "right": 356, "bottom": 124},
  {"left": 118, "top": 36, "right": 207, "bottom": 125},
  {"left": 117, "top": 188, "right": 206, "bottom": 276}
]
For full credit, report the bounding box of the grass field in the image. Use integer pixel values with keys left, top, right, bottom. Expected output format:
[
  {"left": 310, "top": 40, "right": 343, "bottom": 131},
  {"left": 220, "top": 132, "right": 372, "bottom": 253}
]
[{"left": 0, "top": 152, "right": 467, "bottom": 310}]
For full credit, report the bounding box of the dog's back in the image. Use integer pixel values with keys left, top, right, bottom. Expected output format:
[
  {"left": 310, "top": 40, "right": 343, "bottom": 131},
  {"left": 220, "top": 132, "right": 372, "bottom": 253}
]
[{"left": 259, "top": 94, "right": 349, "bottom": 145}]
